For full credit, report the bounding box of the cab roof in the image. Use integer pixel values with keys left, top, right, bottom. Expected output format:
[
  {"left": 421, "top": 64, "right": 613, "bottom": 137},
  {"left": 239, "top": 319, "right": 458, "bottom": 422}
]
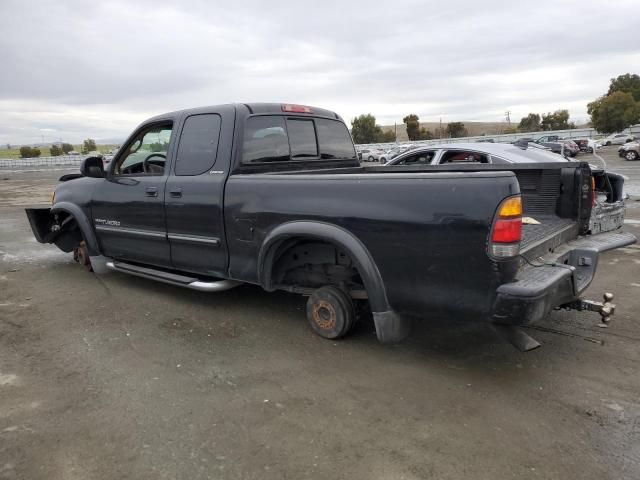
[{"left": 146, "top": 103, "right": 343, "bottom": 123}]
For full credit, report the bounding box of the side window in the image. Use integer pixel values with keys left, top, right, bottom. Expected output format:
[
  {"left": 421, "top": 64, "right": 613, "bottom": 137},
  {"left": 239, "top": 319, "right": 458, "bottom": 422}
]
[
  {"left": 396, "top": 151, "right": 435, "bottom": 165},
  {"left": 242, "top": 116, "right": 290, "bottom": 163},
  {"left": 315, "top": 118, "right": 357, "bottom": 159},
  {"left": 115, "top": 124, "right": 172, "bottom": 175},
  {"left": 175, "top": 114, "right": 221, "bottom": 176},
  {"left": 286, "top": 119, "right": 318, "bottom": 158},
  {"left": 440, "top": 150, "right": 488, "bottom": 164}
]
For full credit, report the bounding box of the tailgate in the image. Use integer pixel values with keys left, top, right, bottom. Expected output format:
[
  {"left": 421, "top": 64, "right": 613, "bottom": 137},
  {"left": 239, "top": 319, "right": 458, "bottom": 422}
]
[{"left": 514, "top": 163, "right": 591, "bottom": 259}]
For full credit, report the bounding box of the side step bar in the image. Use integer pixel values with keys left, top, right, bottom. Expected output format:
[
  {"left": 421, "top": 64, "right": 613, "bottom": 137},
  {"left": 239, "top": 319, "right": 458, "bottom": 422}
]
[{"left": 105, "top": 261, "right": 241, "bottom": 292}]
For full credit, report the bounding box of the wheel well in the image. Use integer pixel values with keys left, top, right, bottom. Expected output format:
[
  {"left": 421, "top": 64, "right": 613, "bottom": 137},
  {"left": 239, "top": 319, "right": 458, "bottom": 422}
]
[
  {"left": 52, "top": 211, "right": 83, "bottom": 253},
  {"left": 269, "top": 238, "right": 366, "bottom": 296}
]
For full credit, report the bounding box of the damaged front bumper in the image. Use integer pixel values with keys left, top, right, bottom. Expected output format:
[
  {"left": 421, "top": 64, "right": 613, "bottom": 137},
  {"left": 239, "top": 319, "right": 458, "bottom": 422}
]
[
  {"left": 25, "top": 207, "right": 77, "bottom": 252},
  {"left": 25, "top": 207, "right": 109, "bottom": 273}
]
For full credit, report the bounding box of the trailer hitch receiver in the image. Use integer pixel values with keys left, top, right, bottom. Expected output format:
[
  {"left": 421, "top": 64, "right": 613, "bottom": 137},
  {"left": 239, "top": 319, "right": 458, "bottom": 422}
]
[{"left": 563, "top": 293, "right": 615, "bottom": 327}]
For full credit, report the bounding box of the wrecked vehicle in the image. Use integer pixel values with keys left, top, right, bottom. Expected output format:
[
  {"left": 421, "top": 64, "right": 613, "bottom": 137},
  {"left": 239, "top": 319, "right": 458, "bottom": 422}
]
[
  {"left": 385, "top": 142, "right": 628, "bottom": 235},
  {"left": 26, "top": 103, "right": 636, "bottom": 350}
]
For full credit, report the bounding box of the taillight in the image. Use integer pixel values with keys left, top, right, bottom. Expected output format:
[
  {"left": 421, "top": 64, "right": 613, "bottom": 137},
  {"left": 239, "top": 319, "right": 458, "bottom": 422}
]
[
  {"left": 282, "top": 104, "right": 313, "bottom": 114},
  {"left": 489, "top": 196, "right": 522, "bottom": 258},
  {"left": 591, "top": 176, "right": 596, "bottom": 206}
]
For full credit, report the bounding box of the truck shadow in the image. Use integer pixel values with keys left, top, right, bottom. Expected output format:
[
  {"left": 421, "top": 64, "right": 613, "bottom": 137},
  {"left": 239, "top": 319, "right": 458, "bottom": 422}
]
[{"left": 102, "top": 271, "right": 566, "bottom": 382}]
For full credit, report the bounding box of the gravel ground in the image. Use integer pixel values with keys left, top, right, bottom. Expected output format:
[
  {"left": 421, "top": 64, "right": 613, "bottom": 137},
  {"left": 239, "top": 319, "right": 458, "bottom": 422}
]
[{"left": 1, "top": 147, "right": 639, "bottom": 480}]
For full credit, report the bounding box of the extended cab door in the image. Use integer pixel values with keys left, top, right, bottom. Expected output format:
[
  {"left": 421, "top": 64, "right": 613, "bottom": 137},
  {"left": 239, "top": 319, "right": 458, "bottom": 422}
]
[
  {"left": 165, "top": 108, "right": 234, "bottom": 277},
  {"left": 91, "top": 122, "right": 174, "bottom": 268}
]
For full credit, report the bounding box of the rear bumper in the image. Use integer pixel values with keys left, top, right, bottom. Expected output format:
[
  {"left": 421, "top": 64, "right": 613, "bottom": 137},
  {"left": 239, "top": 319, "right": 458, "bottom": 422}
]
[{"left": 491, "top": 231, "right": 636, "bottom": 325}]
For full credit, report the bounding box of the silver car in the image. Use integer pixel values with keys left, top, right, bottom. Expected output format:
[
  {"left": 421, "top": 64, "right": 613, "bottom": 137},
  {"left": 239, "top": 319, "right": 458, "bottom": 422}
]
[
  {"left": 602, "top": 133, "right": 635, "bottom": 146},
  {"left": 618, "top": 141, "right": 640, "bottom": 161}
]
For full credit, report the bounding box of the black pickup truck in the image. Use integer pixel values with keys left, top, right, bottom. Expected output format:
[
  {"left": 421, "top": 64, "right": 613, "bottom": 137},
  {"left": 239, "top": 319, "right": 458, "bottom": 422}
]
[{"left": 26, "top": 103, "right": 636, "bottom": 350}]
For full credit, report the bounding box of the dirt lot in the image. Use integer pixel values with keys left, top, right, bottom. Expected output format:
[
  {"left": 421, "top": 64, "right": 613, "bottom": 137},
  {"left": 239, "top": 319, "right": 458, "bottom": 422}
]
[{"left": 1, "top": 148, "right": 640, "bottom": 480}]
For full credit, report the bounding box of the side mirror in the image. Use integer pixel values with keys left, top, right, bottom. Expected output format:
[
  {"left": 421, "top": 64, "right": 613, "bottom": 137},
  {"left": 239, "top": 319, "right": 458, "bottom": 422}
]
[{"left": 80, "top": 156, "right": 105, "bottom": 178}]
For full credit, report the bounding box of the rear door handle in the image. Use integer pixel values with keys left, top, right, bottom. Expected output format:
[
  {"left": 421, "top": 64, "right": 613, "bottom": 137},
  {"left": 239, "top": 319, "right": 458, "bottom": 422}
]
[
  {"left": 169, "top": 188, "right": 182, "bottom": 198},
  {"left": 145, "top": 187, "right": 158, "bottom": 197}
]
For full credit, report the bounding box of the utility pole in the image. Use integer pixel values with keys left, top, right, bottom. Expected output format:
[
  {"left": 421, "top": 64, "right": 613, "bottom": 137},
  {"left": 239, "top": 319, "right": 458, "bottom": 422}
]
[
  {"left": 505, "top": 111, "right": 511, "bottom": 126},
  {"left": 439, "top": 117, "right": 442, "bottom": 139},
  {"left": 394, "top": 122, "right": 397, "bottom": 143}
]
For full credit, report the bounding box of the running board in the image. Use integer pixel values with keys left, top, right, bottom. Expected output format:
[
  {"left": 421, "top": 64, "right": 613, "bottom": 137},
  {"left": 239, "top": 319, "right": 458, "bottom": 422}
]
[{"left": 105, "top": 261, "right": 241, "bottom": 292}]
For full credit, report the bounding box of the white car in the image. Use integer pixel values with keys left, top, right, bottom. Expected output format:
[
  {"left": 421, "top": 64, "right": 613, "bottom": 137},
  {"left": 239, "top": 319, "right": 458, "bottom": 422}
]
[
  {"left": 378, "top": 148, "right": 400, "bottom": 163},
  {"left": 379, "top": 145, "right": 416, "bottom": 163},
  {"left": 358, "top": 148, "right": 384, "bottom": 162},
  {"left": 601, "top": 133, "right": 635, "bottom": 146}
]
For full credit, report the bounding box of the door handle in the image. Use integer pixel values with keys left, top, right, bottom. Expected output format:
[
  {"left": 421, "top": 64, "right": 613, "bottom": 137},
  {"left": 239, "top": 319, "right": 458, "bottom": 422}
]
[
  {"left": 145, "top": 187, "right": 158, "bottom": 197},
  {"left": 169, "top": 188, "right": 182, "bottom": 198}
]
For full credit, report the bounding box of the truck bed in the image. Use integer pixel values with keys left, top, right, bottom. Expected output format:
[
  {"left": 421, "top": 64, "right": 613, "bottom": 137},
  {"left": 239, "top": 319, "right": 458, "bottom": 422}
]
[
  {"left": 521, "top": 216, "right": 577, "bottom": 253},
  {"left": 283, "top": 162, "right": 588, "bottom": 258}
]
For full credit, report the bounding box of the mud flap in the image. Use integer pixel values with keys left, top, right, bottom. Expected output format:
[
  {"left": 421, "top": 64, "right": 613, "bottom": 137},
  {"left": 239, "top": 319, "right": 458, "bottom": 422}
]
[
  {"left": 373, "top": 311, "right": 411, "bottom": 343},
  {"left": 492, "top": 324, "right": 541, "bottom": 352}
]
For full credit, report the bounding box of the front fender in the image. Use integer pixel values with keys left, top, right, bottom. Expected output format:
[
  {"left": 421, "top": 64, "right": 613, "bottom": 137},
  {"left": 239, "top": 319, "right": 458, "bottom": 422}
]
[{"left": 50, "top": 201, "right": 99, "bottom": 255}]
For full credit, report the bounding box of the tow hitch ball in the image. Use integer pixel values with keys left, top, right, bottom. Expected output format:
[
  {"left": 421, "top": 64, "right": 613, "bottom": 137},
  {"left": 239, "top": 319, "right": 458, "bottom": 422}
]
[{"left": 563, "top": 293, "right": 615, "bottom": 327}]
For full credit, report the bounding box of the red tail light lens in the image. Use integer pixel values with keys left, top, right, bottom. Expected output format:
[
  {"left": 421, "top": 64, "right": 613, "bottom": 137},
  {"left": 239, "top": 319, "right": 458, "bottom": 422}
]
[
  {"left": 492, "top": 218, "right": 522, "bottom": 243},
  {"left": 489, "top": 196, "right": 522, "bottom": 258}
]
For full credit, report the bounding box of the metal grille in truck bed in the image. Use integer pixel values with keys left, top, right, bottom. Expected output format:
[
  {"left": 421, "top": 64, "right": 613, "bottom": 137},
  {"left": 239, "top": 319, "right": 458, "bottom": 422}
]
[{"left": 516, "top": 169, "right": 562, "bottom": 216}]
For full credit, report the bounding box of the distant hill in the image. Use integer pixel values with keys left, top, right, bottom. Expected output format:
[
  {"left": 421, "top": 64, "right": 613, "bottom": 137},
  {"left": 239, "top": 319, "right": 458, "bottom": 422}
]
[{"left": 380, "top": 121, "right": 515, "bottom": 142}]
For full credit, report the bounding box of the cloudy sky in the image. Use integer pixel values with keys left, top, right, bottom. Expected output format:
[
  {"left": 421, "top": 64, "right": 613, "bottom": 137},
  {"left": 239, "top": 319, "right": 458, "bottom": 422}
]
[{"left": 1, "top": 0, "right": 639, "bottom": 145}]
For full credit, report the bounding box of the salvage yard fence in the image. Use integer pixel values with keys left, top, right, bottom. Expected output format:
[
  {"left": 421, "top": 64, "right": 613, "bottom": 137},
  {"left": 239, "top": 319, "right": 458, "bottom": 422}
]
[
  {"left": 0, "top": 155, "right": 85, "bottom": 169},
  {"left": 355, "top": 125, "right": 640, "bottom": 149}
]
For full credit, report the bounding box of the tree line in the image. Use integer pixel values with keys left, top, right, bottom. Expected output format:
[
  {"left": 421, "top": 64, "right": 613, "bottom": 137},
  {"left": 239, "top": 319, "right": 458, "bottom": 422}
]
[
  {"left": 351, "top": 113, "right": 469, "bottom": 144},
  {"left": 18, "top": 139, "right": 98, "bottom": 158},
  {"left": 516, "top": 110, "right": 574, "bottom": 133},
  {"left": 519, "top": 73, "right": 640, "bottom": 134}
]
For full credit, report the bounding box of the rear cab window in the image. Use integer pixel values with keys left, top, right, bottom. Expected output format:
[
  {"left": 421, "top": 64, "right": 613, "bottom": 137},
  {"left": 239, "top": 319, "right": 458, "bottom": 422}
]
[
  {"left": 174, "top": 114, "right": 222, "bottom": 175},
  {"left": 242, "top": 115, "right": 356, "bottom": 164}
]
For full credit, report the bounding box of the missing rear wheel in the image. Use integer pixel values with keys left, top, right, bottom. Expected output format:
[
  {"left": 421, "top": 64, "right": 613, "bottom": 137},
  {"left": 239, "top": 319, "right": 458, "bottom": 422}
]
[{"left": 306, "top": 286, "right": 355, "bottom": 339}]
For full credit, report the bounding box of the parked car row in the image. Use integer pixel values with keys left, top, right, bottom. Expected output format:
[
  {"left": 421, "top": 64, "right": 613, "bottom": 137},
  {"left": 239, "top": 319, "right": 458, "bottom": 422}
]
[
  {"left": 356, "top": 144, "right": 419, "bottom": 163},
  {"left": 513, "top": 137, "right": 579, "bottom": 157}
]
